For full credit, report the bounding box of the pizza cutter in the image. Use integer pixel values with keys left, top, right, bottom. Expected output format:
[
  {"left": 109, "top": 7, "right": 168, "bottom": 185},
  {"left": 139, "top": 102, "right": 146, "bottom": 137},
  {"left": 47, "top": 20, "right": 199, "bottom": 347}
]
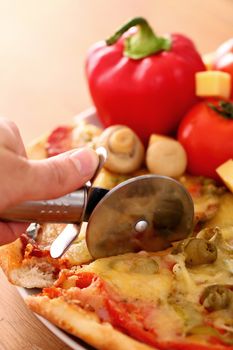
[{"left": 0, "top": 148, "right": 194, "bottom": 259}]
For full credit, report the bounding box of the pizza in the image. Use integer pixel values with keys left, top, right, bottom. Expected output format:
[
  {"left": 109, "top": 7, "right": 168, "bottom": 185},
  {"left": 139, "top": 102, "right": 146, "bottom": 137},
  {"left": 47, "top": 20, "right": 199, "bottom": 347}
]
[
  {"left": 1, "top": 119, "right": 233, "bottom": 350},
  {"left": 27, "top": 225, "right": 233, "bottom": 350}
]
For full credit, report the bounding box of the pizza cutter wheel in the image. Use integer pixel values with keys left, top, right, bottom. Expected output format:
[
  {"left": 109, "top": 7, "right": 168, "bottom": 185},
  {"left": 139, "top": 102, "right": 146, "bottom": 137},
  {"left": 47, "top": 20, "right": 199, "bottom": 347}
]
[{"left": 86, "top": 175, "right": 194, "bottom": 259}]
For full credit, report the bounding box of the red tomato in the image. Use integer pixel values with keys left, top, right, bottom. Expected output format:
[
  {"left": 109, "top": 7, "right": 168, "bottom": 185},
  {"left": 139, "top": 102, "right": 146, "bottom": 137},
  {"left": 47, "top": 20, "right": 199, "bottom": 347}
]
[
  {"left": 75, "top": 272, "right": 97, "bottom": 289},
  {"left": 105, "top": 298, "right": 229, "bottom": 350},
  {"left": 213, "top": 38, "right": 233, "bottom": 98},
  {"left": 177, "top": 100, "right": 233, "bottom": 181},
  {"left": 43, "top": 287, "right": 62, "bottom": 299},
  {"left": 105, "top": 298, "right": 160, "bottom": 348}
]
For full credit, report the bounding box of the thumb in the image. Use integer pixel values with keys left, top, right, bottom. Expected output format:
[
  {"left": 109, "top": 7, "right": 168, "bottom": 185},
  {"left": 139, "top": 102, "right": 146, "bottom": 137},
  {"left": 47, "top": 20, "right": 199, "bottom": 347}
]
[{"left": 24, "top": 148, "right": 99, "bottom": 200}]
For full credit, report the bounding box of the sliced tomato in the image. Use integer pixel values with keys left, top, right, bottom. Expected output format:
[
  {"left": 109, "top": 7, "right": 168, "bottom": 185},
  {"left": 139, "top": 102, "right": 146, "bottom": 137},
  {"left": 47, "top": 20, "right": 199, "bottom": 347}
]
[
  {"left": 20, "top": 234, "right": 50, "bottom": 258},
  {"left": 75, "top": 272, "right": 97, "bottom": 289},
  {"left": 46, "top": 126, "right": 73, "bottom": 157},
  {"left": 105, "top": 298, "right": 159, "bottom": 348},
  {"left": 187, "top": 182, "right": 202, "bottom": 198},
  {"left": 43, "top": 287, "right": 62, "bottom": 298},
  {"left": 101, "top": 281, "right": 233, "bottom": 350}
]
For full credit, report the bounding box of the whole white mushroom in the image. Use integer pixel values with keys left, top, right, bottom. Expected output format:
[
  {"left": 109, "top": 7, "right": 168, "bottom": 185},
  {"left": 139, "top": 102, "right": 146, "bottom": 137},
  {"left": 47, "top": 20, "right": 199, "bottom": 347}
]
[
  {"left": 146, "top": 136, "right": 187, "bottom": 178},
  {"left": 95, "top": 125, "right": 145, "bottom": 174}
]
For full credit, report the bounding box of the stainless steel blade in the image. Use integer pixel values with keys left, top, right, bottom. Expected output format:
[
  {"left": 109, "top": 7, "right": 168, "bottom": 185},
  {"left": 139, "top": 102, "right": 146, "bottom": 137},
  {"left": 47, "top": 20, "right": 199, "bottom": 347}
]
[
  {"left": 50, "top": 224, "right": 80, "bottom": 258},
  {"left": 86, "top": 174, "right": 194, "bottom": 259}
]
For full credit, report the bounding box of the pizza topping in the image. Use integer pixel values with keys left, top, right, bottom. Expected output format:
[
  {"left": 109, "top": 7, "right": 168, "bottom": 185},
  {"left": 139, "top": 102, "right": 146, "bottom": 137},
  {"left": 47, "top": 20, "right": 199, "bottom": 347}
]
[
  {"left": 172, "top": 237, "right": 218, "bottom": 267},
  {"left": 145, "top": 135, "right": 187, "bottom": 178},
  {"left": 197, "top": 226, "right": 221, "bottom": 241},
  {"left": 20, "top": 233, "right": 32, "bottom": 252},
  {"left": 95, "top": 125, "right": 145, "bottom": 174},
  {"left": 25, "top": 244, "right": 50, "bottom": 258},
  {"left": 79, "top": 253, "right": 174, "bottom": 303},
  {"left": 75, "top": 272, "right": 97, "bottom": 289},
  {"left": 184, "top": 238, "right": 217, "bottom": 267},
  {"left": 45, "top": 122, "right": 103, "bottom": 157},
  {"left": 72, "top": 122, "right": 102, "bottom": 148},
  {"left": 36, "top": 226, "right": 233, "bottom": 348},
  {"left": 198, "top": 227, "right": 233, "bottom": 257},
  {"left": 46, "top": 125, "right": 73, "bottom": 157},
  {"left": 179, "top": 175, "right": 224, "bottom": 224},
  {"left": 43, "top": 286, "right": 63, "bottom": 298},
  {"left": 187, "top": 325, "right": 233, "bottom": 346},
  {"left": 200, "top": 285, "right": 233, "bottom": 312},
  {"left": 20, "top": 234, "right": 50, "bottom": 259},
  {"left": 109, "top": 256, "right": 159, "bottom": 274}
]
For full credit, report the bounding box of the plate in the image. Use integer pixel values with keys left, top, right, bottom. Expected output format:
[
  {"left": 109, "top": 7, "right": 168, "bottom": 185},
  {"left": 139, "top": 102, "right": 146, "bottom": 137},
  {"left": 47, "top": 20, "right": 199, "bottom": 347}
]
[{"left": 18, "top": 107, "right": 101, "bottom": 350}]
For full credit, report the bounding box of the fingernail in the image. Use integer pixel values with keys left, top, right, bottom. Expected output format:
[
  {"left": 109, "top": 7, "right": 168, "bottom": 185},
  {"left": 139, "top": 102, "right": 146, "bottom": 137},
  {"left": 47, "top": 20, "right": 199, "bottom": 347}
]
[{"left": 70, "top": 148, "right": 99, "bottom": 177}]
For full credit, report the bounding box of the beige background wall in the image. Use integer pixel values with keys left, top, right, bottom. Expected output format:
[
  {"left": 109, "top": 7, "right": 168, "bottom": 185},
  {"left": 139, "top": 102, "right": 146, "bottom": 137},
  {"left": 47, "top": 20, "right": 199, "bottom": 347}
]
[{"left": 0, "top": 0, "right": 232, "bottom": 143}]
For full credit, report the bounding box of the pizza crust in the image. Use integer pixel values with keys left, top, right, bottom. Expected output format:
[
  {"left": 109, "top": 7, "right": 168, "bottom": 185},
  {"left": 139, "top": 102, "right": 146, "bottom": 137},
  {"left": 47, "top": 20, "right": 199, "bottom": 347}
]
[
  {"left": 0, "top": 239, "right": 56, "bottom": 288},
  {"left": 0, "top": 222, "right": 94, "bottom": 288},
  {"left": 0, "top": 238, "right": 23, "bottom": 274},
  {"left": 26, "top": 295, "right": 154, "bottom": 350}
]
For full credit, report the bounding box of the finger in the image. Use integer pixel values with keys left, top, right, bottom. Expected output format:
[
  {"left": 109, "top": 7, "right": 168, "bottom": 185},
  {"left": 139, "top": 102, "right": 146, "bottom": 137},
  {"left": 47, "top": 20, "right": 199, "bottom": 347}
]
[
  {"left": 0, "top": 117, "right": 27, "bottom": 156},
  {"left": 0, "top": 222, "right": 29, "bottom": 246},
  {"left": 24, "top": 147, "right": 99, "bottom": 200}
]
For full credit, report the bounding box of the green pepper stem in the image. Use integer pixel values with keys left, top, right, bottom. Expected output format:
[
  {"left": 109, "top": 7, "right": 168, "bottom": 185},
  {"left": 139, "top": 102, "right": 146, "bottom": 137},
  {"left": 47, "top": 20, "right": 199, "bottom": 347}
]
[
  {"left": 106, "top": 17, "right": 171, "bottom": 60},
  {"left": 106, "top": 17, "right": 148, "bottom": 45}
]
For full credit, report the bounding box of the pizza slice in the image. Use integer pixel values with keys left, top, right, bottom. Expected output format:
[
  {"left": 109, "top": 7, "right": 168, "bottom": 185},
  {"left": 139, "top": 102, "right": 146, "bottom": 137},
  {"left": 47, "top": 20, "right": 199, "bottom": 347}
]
[
  {"left": 27, "top": 225, "right": 233, "bottom": 350},
  {"left": 0, "top": 223, "right": 94, "bottom": 288}
]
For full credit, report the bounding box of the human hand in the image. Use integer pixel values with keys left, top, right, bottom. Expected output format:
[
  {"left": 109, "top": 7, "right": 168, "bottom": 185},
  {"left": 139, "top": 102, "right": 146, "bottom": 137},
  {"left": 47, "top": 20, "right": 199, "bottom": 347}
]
[{"left": 0, "top": 118, "right": 99, "bottom": 245}]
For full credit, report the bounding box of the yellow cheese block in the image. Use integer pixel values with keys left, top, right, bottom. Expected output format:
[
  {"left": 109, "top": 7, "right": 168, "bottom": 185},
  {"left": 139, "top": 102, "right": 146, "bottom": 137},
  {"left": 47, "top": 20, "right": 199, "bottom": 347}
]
[
  {"left": 195, "top": 71, "right": 231, "bottom": 99},
  {"left": 216, "top": 159, "right": 233, "bottom": 193}
]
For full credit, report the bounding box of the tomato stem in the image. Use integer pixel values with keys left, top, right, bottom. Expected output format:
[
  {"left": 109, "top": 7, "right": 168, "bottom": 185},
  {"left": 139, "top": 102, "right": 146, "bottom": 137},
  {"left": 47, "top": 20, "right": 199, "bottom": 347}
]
[{"left": 208, "top": 101, "right": 233, "bottom": 119}]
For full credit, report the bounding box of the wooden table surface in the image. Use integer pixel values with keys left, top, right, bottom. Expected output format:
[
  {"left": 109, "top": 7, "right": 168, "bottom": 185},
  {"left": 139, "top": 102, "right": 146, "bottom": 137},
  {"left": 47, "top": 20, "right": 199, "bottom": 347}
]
[{"left": 0, "top": 1, "right": 232, "bottom": 349}]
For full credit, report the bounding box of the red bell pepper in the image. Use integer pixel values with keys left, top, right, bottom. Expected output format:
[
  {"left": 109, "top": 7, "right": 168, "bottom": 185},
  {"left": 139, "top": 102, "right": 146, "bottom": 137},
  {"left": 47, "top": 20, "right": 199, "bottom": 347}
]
[{"left": 86, "top": 17, "right": 205, "bottom": 142}]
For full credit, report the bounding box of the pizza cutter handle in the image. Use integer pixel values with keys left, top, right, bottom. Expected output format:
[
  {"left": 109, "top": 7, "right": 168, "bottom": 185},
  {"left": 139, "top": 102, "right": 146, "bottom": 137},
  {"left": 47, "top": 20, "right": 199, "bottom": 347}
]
[{"left": 0, "top": 187, "right": 87, "bottom": 223}]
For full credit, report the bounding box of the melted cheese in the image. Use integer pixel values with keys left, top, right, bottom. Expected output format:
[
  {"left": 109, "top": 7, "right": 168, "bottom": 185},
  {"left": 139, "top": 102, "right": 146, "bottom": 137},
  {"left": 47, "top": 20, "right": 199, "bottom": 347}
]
[
  {"left": 204, "top": 193, "right": 233, "bottom": 228},
  {"left": 74, "top": 228, "right": 233, "bottom": 343},
  {"left": 173, "top": 250, "right": 233, "bottom": 303},
  {"left": 63, "top": 223, "right": 92, "bottom": 265},
  {"left": 81, "top": 253, "right": 173, "bottom": 303}
]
